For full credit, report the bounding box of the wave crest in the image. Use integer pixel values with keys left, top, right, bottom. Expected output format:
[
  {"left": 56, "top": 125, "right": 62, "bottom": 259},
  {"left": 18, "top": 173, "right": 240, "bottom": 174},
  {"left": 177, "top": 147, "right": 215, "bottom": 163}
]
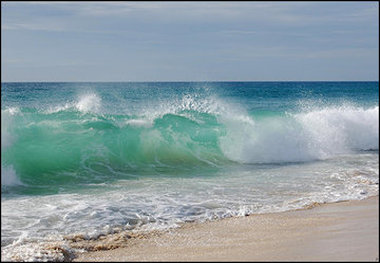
[
  {"left": 1, "top": 94, "right": 378, "bottom": 188},
  {"left": 220, "top": 105, "right": 378, "bottom": 164}
]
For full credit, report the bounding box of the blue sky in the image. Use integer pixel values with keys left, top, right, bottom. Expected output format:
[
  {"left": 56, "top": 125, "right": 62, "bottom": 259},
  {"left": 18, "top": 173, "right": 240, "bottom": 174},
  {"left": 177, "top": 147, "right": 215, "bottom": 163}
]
[{"left": 1, "top": 2, "right": 379, "bottom": 81}]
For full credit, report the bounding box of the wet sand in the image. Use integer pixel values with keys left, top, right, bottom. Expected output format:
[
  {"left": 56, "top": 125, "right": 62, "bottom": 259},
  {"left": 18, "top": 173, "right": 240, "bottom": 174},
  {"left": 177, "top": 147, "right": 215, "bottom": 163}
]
[{"left": 74, "top": 196, "right": 379, "bottom": 261}]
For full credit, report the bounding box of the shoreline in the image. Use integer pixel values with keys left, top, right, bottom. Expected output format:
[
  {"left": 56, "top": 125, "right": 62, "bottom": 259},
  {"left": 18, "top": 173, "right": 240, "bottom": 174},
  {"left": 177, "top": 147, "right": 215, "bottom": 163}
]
[{"left": 73, "top": 195, "right": 379, "bottom": 261}]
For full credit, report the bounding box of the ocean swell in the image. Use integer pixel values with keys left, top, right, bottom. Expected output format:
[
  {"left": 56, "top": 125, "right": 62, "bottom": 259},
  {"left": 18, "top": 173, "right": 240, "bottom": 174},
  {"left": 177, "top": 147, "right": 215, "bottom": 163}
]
[{"left": 1, "top": 93, "right": 378, "bottom": 188}]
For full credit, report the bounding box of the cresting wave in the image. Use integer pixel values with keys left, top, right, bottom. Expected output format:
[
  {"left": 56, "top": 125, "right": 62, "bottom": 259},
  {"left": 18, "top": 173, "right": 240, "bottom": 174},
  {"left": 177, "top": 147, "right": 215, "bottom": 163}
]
[
  {"left": 1, "top": 84, "right": 379, "bottom": 262},
  {"left": 222, "top": 105, "right": 379, "bottom": 164},
  {"left": 1, "top": 92, "right": 379, "bottom": 187}
]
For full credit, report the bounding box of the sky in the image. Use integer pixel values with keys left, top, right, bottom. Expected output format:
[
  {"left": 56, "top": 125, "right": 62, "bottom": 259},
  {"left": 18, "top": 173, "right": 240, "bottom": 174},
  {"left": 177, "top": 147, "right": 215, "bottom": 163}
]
[{"left": 1, "top": 1, "right": 379, "bottom": 82}]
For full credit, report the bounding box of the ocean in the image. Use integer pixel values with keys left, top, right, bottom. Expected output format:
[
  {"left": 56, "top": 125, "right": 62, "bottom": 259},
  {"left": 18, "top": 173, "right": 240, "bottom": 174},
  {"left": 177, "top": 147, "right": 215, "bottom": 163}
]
[{"left": 1, "top": 81, "right": 379, "bottom": 261}]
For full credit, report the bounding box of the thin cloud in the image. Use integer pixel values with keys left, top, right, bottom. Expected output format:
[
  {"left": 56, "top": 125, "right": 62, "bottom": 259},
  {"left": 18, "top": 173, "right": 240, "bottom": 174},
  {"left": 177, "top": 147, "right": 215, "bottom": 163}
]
[
  {"left": 2, "top": 2, "right": 378, "bottom": 81},
  {"left": 2, "top": 22, "right": 66, "bottom": 32},
  {"left": 3, "top": 2, "right": 378, "bottom": 31}
]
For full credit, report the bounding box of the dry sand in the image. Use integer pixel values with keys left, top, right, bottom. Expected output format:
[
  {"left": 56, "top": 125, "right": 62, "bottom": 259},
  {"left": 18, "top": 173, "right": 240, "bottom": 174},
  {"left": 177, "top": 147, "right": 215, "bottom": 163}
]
[{"left": 74, "top": 196, "right": 379, "bottom": 262}]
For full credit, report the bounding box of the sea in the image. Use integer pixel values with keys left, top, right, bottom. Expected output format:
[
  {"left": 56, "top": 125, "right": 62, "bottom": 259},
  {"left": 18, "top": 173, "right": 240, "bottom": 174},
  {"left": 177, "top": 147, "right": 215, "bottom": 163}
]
[{"left": 1, "top": 81, "right": 379, "bottom": 261}]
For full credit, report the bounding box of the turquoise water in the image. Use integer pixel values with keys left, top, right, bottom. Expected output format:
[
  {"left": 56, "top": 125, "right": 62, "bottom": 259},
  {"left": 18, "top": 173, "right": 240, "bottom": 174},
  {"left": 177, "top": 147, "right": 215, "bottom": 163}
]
[{"left": 1, "top": 82, "right": 379, "bottom": 261}]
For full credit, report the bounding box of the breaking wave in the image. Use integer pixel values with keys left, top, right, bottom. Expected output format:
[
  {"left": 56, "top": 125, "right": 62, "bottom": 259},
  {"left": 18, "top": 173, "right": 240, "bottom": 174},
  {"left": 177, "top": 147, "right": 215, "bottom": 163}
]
[{"left": 1, "top": 92, "right": 378, "bottom": 188}]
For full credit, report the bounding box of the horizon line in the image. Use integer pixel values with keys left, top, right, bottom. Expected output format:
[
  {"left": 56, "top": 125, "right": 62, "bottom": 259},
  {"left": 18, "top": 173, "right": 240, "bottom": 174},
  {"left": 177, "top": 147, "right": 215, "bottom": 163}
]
[{"left": 1, "top": 80, "right": 379, "bottom": 83}]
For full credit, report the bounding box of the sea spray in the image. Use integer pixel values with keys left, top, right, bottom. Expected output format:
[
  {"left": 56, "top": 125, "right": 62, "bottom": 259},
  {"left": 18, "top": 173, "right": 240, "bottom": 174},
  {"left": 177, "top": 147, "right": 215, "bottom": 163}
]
[
  {"left": 1, "top": 108, "right": 22, "bottom": 186},
  {"left": 296, "top": 105, "right": 379, "bottom": 153},
  {"left": 1, "top": 96, "right": 378, "bottom": 188},
  {"left": 75, "top": 93, "right": 102, "bottom": 113},
  {"left": 1, "top": 165, "right": 22, "bottom": 186},
  {"left": 1, "top": 81, "right": 378, "bottom": 261},
  {"left": 220, "top": 105, "right": 379, "bottom": 163}
]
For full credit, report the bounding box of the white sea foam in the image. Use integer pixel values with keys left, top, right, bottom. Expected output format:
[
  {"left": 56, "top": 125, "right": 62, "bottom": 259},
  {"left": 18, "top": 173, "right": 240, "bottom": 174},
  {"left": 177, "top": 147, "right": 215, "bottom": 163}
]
[
  {"left": 220, "top": 105, "right": 379, "bottom": 164},
  {"left": 1, "top": 241, "right": 75, "bottom": 262},
  {"left": 2, "top": 107, "right": 20, "bottom": 116},
  {"left": 125, "top": 119, "right": 153, "bottom": 128},
  {"left": 139, "top": 92, "right": 237, "bottom": 123},
  {"left": 1, "top": 165, "right": 22, "bottom": 186},
  {"left": 43, "top": 92, "right": 102, "bottom": 114},
  {"left": 45, "top": 103, "right": 72, "bottom": 114},
  {"left": 1, "top": 109, "right": 23, "bottom": 186},
  {"left": 1, "top": 151, "right": 378, "bottom": 261},
  {"left": 1, "top": 108, "right": 19, "bottom": 150},
  {"left": 75, "top": 93, "right": 102, "bottom": 113},
  {"left": 297, "top": 105, "right": 379, "bottom": 154}
]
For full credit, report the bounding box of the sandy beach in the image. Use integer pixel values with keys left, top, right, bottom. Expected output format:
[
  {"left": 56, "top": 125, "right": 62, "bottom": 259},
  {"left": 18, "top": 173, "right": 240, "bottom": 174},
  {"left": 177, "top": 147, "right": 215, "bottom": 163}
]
[{"left": 73, "top": 196, "right": 379, "bottom": 262}]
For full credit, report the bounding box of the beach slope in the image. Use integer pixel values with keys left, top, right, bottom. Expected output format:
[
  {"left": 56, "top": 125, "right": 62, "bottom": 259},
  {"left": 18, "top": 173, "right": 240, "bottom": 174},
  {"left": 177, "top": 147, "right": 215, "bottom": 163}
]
[{"left": 74, "top": 196, "right": 379, "bottom": 261}]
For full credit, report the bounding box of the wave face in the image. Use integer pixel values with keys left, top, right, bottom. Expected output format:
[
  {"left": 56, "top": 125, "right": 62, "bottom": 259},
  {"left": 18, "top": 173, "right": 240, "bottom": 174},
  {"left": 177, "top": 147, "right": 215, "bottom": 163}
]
[
  {"left": 1, "top": 82, "right": 379, "bottom": 191},
  {"left": 1, "top": 82, "right": 379, "bottom": 261}
]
